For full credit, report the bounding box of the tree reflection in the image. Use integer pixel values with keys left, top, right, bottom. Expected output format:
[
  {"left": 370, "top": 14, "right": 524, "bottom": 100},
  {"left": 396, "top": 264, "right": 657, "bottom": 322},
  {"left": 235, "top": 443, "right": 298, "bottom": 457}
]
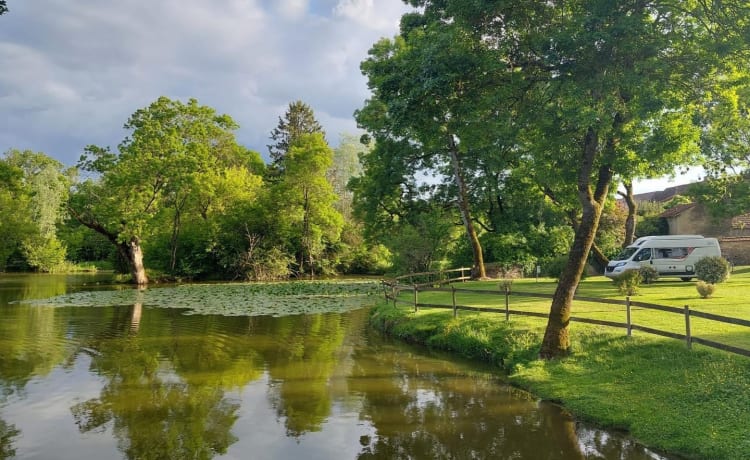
[
  {"left": 0, "top": 418, "right": 19, "bottom": 459},
  {"left": 70, "top": 304, "right": 244, "bottom": 460},
  {"left": 349, "top": 340, "right": 660, "bottom": 460},
  {"left": 261, "top": 314, "right": 347, "bottom": 437}
]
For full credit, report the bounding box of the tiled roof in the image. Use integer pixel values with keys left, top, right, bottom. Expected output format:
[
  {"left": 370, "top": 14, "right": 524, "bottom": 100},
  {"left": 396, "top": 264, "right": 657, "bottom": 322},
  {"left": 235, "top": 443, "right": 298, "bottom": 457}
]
[
  {"left": 633, "top": 183, "right": 696, "bottom": 203},
  {"left": 659, "top": 202, "right": 697, "bottom": 218}
]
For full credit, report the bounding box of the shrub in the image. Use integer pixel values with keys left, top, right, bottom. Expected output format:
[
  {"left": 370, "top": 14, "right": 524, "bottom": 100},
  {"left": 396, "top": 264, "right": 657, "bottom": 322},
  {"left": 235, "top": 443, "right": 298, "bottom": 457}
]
[
  {"left": 543, "top": 255, "right": 588, "bottom": 280},
  {"left": 696, "top": 281, "right": 716, "bottom": 299},
  {"left": 694, "top": 256, "right": 730, "bottom": 284},
  {"left": 612, "top": 269, "right": 642, "bottom": 295},
  {"left": 639, "top": 265, "right": 659, "bottom": 284}
]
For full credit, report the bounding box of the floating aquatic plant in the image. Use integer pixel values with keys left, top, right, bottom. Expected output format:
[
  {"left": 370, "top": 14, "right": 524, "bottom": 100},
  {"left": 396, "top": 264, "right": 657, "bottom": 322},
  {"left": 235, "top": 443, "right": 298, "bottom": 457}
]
[{"left": 17, "top": 280, "right": 380, "bottom": 317}]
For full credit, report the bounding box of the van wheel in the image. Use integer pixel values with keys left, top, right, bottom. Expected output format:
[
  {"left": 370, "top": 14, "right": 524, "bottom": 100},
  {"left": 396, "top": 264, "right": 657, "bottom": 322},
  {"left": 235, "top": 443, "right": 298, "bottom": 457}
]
[{"left": 680, "top": 277, "right": 693, "bottom": 282}]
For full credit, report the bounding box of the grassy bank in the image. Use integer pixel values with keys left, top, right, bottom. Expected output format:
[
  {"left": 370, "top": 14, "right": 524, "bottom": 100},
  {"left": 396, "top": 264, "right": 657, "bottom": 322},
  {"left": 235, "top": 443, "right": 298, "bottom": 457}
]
[{"left": 370, "top": 271, "right": 750, "bottom": 460}]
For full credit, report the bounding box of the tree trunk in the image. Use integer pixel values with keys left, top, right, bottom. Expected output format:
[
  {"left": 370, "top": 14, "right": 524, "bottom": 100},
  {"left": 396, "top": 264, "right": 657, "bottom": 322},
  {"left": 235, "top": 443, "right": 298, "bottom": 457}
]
[
  {"left": 539, "top": 128, "right": 613, "bottom": 359},
  {"left": 566, "top": 210, "right": 609, "bottom": 274},
  {"left": 589, "top": 243, "right": 610, "bottom": 274},
  {"left": 170, "top": 206, "right": 181, "bottom": 272},
  {"left": 620, "top": 181, "right": 637, "bottom": 247},
  {"left": 68, "top": 205, "right": 149, "bottom": 285},
  {"left": 447, "top": 134, "right": 486, "bottom": 279},
  {"left": 118, "top": 239, "right": 148, "bottom": 285}
]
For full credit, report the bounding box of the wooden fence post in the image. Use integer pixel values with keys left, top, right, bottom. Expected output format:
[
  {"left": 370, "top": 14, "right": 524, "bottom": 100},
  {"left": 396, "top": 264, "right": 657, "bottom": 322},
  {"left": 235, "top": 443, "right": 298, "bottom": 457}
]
[
  {"left": 684, "top": 305, "right": 692, "bottom": 349},
  {"left": 392, "top": 285, "right": 398, "bottom": 307},
  {"left": 414, "top": 285, "right": 419, "bottom": 312},
  {"left": 626, "top": 296, "right": 632, "bottom": 337},
  {"left": 452, "top": 285, "right": 457, "bottom": 318},
  {"left": 504, "top": 284, "right": 510, "bottom": 321}
]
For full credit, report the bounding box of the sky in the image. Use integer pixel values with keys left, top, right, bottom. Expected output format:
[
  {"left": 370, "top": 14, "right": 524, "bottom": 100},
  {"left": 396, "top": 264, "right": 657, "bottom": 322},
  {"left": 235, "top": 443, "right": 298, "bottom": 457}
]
[
  {"left": 0, "top": 0, "right": 702, "bottom": 195},
  {"left": 0, "top": 0, "right": 411, "bottom": 166}
]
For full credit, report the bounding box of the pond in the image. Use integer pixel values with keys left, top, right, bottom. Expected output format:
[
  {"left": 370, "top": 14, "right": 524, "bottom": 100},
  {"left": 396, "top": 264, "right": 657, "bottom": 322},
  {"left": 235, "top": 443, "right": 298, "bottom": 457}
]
[{"left": 0, "top": 274, "right": 674, "bottom": 460}]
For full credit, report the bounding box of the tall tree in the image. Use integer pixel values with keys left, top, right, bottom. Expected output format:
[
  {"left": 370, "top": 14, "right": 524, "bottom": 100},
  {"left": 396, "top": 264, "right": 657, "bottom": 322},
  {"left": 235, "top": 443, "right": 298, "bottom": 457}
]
[
  {"left": 0, "top": 1, "right": 7, "bottom": 15},
  {"left": 272, "top": 133, "right": 343, "bottom": 277},
  {"left": 267, "top": 100, "right": 325, "bottom": 166},
  {"left": 2, "top": 149, "right": 71, "bottom": 271},
  {"left": 71, "top": 97, "right": 255, "bottom": 284},
  {"left": 327, "top": 133, "right": 366, "bottom": 222},
  {"left": 0, "top": 160, "right": 32, "bottom": 269},
  {"left": 356, "top": 15, "right": 519, "bottom": 279},
  {"left": 406, "top": 0, "right": 749, "bottom": 358},
  {"left": 690, "top": 75, "right": 750, "bottom": 218}
]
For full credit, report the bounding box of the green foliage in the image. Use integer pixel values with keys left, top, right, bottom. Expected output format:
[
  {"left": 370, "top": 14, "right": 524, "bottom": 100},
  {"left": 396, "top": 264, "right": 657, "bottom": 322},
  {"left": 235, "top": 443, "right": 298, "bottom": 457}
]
[
  {"left": 21, "top": 236, "right": 67, "bottom": 273},
  {"left": 695, "top": 256, "right": 731, "bottom": 284},
  {"left": 635, "top": 216, "right": 669, "bottom": 238},
  {"left": 612, "top": 270, "right": 642, "bottom": 296},
  {"left": 339, "top": 243, "right": 391, "bottom": 275},
  {"left": 542, "top": 256, "right": 568, "bottom": 279},
  {"left": 596, "top": 200, "right": 627, "bottom": 257},
  {"left": 662, "top": 195, "right": 692, "bottom": 209},
  {"left": 268, "top": 100, "right": 325, "bottom": 166},
  {"left": 385, "top": 207, "right": 455, "bottom": 274},
  {"left": 639, "top": 265, "right": 659, "bottom": 284},
  {"left": 0, "top": 150, "right": 70, "bottom": 270},
  {"left": 696, "top": 280, "right": 716, "bottom": 298},
  {"left": 542, "top": 255, "right": 588, "bottom": 280},
  {"left": 71, "top": 97, "right": 265, "bottom": 281},
  {"left": 271, "top": 132, "right": 344, "bottom": 277}
]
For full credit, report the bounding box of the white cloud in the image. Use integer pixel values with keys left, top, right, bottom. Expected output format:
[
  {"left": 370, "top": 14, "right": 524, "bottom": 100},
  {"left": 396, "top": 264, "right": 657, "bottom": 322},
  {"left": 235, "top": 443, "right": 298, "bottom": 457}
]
[
  {"left": 273, "top": 0, "right": 310, "bottom": 21},
  {"left": 0, "top": 0, "right": 412, "bottom": 164}
]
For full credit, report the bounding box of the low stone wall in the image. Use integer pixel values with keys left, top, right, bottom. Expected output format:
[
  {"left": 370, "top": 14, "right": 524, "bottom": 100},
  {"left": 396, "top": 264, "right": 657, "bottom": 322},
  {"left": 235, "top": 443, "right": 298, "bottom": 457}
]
[{"left": 719, "top": 237, "right": 750, "bottom": 266}]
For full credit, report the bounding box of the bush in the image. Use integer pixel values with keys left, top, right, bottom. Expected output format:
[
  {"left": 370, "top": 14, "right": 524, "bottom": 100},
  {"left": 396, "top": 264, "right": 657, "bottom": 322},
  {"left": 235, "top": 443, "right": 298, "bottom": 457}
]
[
  {"left": 695, "top": 256, "right": 730, "bottom": 284},
  {"left": 639, "top": 265, "right": 659, "bottom": 284},
  {"left": 543, "top": 255, "right": 588, "bottom": 280},
  {"left": 696, "top": 281, "right": 716, "bottom": 299},
  {"left": 612, "top": 269, "right": 642, "bottom": 295}
]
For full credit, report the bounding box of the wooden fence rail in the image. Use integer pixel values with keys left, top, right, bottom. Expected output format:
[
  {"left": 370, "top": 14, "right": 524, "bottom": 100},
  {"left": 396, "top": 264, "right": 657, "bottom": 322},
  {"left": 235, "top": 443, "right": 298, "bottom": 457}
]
[{"left": 381, "top": 278, "right": 750, "bottom": 358}]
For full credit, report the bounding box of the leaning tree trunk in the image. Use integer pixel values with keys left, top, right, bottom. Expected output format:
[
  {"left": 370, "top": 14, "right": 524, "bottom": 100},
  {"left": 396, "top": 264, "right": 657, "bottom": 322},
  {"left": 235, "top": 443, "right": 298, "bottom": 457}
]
[
  {"left": 589, "top": 243, "right": 610, "bottom": 274},
  {"left": 68, "top": 205, "right": 149, "bottom": 285},
  {"left": 539, "top": 128, "right": 613, "bottom": 359},
  {"left": 117, "top": 239, "right": 148, "bottom": 285},
  {"left": 447, "top": 134, "right": 486, "bottom": 279},
  {"left": 567, "top": 211, "right": 609, "bottom": 274}
]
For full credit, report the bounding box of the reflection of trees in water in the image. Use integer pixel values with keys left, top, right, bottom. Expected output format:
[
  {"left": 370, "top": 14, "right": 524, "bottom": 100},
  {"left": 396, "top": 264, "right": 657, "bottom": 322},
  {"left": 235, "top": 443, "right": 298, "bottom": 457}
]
[
  {"left": 260, "top": 313, "right": 348, "bottom": 437},
  {"left": 349, "top": 342, "right": 661, "bottom": 460},
  {"left": 0, "top": 419, "right": 19, "bottom": 460},
  {"left": 0, "top": 283, "right": 75, "bottom": 458},
  {"left": 70, "top": 304, "right": 249, "bottom": 460}
]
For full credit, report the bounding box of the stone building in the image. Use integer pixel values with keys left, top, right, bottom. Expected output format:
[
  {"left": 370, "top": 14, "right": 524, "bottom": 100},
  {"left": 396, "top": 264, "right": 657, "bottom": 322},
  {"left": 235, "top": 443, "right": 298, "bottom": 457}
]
[{"left": 639, "top": 185, "right": 750, "bottom": 265}]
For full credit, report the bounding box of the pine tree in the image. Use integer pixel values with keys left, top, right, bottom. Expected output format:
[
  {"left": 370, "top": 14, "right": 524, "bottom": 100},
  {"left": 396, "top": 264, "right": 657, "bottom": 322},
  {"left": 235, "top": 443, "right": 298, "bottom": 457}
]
[{"left": 267, "top": 100, "right": 325, "bottom": 166}]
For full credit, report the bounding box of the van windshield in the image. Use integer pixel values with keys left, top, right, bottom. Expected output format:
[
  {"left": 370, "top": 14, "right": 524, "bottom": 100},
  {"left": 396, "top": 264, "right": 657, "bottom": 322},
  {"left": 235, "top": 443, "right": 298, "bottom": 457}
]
[{"left": 612, "top": 247, "right": 639, "bottom": 261}]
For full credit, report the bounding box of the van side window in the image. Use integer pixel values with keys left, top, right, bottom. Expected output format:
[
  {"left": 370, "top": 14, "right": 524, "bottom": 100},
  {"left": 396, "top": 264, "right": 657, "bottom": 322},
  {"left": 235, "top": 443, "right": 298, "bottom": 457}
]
[
  {"left": 655, "top": 247, "right": 688, "bottom": 259},
  {"left": 634, "top": 249, "right": 651, "bottom": 261}
]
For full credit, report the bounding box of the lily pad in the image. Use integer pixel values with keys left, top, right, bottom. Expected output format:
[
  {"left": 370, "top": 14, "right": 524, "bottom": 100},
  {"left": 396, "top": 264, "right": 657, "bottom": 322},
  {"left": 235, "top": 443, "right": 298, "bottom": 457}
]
[{"left": 17, "top": 280, "right": 381, "bottom": 317}]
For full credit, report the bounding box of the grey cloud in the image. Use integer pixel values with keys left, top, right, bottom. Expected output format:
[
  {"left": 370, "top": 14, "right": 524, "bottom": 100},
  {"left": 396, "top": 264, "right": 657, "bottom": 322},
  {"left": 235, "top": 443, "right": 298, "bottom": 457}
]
[{"left": 0, "top": 0, "right": 411, "bottom": 166}]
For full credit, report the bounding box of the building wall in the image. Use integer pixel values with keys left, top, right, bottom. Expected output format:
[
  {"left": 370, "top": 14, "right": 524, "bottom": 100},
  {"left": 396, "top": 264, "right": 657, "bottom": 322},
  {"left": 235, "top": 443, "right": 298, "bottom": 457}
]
[
  {"left": 666, "top": 205, "right": 731, "bottom": 237},
  {"left": 719, "top": 237, "right": 750, "bottom": 266}
]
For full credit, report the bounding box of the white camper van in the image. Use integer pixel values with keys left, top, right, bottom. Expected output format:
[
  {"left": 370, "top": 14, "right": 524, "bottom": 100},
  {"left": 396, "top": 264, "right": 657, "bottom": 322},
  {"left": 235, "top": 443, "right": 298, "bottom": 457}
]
[{"left": 604, "top": 235, "right": 722, "bottom": 281}]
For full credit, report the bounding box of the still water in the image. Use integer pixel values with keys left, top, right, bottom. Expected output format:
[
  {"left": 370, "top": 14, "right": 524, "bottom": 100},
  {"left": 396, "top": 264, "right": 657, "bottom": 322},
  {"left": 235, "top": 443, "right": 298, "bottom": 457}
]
[{"left": 0, "top": 274, "right": 671, "bottom": 460}]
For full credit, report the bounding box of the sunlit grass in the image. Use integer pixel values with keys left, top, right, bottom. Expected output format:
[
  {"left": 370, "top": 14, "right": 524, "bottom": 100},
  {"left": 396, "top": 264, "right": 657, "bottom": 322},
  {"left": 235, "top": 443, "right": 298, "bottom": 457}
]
[
  {"left": 373, "top": 268, "right": 750, "bottom": 460},
  {"left": 394, "top": 268, "right": 750, "bottom": 350}
]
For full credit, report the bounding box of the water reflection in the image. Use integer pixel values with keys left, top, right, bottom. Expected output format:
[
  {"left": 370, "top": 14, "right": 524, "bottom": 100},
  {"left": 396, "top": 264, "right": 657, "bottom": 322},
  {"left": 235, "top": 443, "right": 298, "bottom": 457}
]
[{"left": 0, "top": 274, "right": 672, "bottom": 460}]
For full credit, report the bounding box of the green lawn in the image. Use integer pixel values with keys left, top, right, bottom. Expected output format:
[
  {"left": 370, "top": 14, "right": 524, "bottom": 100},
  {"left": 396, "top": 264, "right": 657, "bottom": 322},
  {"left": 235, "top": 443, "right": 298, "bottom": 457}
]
[{"left": 372, "top": 268, "right": 750, "bottom": 460}]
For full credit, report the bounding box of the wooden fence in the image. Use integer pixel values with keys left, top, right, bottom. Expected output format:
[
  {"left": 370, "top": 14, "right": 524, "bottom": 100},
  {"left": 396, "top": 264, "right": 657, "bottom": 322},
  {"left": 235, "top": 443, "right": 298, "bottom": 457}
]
[{"left": 381, "top": 276, "right": 750, "bottom": 358}]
